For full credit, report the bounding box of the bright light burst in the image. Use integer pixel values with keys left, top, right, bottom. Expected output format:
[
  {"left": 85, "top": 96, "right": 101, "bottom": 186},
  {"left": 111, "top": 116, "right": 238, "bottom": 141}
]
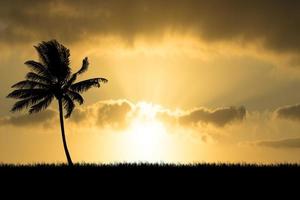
[{"left": 123, "top": 102, "right": 170, "bottom": 162}]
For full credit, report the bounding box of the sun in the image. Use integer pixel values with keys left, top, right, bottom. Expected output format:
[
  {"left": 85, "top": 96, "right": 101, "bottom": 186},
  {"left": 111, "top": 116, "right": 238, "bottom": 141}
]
[{"left": 123, "top": 102, "right": 171, "bottom": 162}]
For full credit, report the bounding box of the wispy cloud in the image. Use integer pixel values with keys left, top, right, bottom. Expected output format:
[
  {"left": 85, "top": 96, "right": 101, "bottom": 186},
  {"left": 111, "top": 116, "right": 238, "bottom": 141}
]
[{"left": 249, "top": 138, "right": 300, "bottom": 149}]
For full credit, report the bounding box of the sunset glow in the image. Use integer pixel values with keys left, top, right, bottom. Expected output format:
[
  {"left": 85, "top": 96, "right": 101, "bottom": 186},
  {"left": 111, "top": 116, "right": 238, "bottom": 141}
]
[
  {"left": 119, "top": 102, "right": 168, "bottom": 162},
  {"left": 1, "top": 0, "right": 300, "bottom": 164}
]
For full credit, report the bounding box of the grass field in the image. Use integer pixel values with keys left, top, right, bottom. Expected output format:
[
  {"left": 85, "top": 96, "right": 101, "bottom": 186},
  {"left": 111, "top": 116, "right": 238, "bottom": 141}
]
[
  {"left": 1, "top": 163, "right": 299, "bottom": 194},
  {"left": 1, "top": 163, "right": 299, "bottom": 179}
]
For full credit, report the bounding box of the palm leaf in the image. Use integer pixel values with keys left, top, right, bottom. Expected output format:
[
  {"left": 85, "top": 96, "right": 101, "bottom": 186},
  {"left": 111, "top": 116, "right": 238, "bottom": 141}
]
[
  {"left": 29, "top": 95, "right": 54, "bottom": 114},
  {"left": 34, "top": 45, "right": 50, "bottom": 68},
  {"left": 11, "top": 95, "right": 48, "bottom": 112},
  {"left": 7, "top": 89, "right": 48, "bottom": 99},
  {"left": 77, "top": 57, "right": 89, "bottom": 75},
  {"left": 60, "top": 44, "right": 71, "bottom": 69},
  {"left": 24, "top": 60, "right": 54, "bottom": 79},
  {"left": 64, "top": 73, "right": 78, "bottom": 89},
  {"left": 36, "top": 40, "right": 71, "bottom": 82},
  {"left": 11, "top": 80, "right": 49, "bottom": 89},
  {"left": 62, "top": 94, "right": 75, "bottom": 118},
  {"left": 63, "top": 57, "right": 90, "bottom": 89},
  {"left": 26, "top": 72, "right": 52, "bottom": 84},
  {"left": 66, "top": 90, "right": 84, "bottom": 105},
  {"left": 70, "top": 78, "right": 108, "bottom": 93}
]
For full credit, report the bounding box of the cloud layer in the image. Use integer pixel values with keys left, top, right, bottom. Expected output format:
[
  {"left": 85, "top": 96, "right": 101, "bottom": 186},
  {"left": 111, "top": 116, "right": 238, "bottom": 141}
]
[
  {"left": 178, "top": 106, "right": 246, "bottom": 127},
  {"left": 1, "top": 0, "right": 300, "bottom": 54},
  {"left": 276, "top": 104, "right": 300, "bottom": 121},
  {"left": 255, "top": 138, "right": 300, "bottom": 149},
  {"left": 95, "top": 100, "right": 132, "bottom": 129},
  {"left": 1, "top": 99, "right": 245, "bottom": 129},
  {"left": 0, "top": 109, "right": 56, "bottom": 128},
  {"left": 3, "top": 99, "right": 300, "bottom": 150},
  {"left": 82, "top": 101, "right": 247, "bottom": 128}
]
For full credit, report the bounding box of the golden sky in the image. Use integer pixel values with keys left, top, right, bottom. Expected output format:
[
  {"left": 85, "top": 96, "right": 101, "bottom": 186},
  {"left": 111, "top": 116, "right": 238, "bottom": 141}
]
[{"left": 1, "top": 0, "right": 300, "bottom": 164}]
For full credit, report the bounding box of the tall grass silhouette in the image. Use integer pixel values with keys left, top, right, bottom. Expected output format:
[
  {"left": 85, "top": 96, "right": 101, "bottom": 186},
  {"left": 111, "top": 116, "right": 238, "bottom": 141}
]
[{"left": 0, "top": 163, "right": 299, "bottom": 181}]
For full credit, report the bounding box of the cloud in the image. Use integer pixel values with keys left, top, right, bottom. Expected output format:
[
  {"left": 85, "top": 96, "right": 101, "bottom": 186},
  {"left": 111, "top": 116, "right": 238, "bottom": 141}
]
[
  {"left": 95, "top": 100, "right": 133, "bottom": 129},
  {"left": 68, "top": 100, "right": 246, "bottom": 129},
  {"left": 0, "top": 109, "right": 57, "bottom": 128},
  {"left": 178, "top": 106, "right": 246, "bottom": 127},
  {"left": 1, "top": 99, "right": 246, "bottom": 132},
  {"left": 276, "top": 104, "right": 300, "bottom": 121},
  {"left": 254, "top": 138, "right": 300, "bottom": 149},
  {"left": 1, "top": 0, "right": 300, "bottom": 54},
  {"left": 69, "top": 108, "right": 88, "bottom": 124},
  {"left": 68, "top": 100, "right": 134, "bottom": 129},
  {"left": 0, "top": 100, "right": 134, "bottom": 130}
]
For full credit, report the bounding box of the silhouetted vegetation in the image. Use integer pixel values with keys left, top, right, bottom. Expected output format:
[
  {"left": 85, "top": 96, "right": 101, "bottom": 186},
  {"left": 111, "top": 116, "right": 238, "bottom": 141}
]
[
  {"left": 1, "top": 163, "right": 299, "bottom": 180},
  {"left": 0, "top": 163, "right": 298, "bottom": 195},
  {"left": 7, "top": 40, "right": 107, "bottom": 165}
]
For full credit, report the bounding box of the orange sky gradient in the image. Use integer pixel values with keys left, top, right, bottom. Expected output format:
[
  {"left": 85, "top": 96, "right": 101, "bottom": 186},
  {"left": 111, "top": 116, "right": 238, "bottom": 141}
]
[{"left": 1, "top": 0, "right": 300, "bottom": 164}]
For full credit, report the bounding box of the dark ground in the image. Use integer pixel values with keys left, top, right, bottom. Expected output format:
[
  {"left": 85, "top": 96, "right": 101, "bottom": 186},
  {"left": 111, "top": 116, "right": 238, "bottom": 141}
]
[{"left": 1, "top": 163, "right": 299, "bottom": 195}]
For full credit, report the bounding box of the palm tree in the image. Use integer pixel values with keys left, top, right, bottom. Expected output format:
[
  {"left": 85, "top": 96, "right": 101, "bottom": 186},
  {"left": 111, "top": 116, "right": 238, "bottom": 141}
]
[{"left": 7, "top": 40, "right": 108, "bottom": 166}]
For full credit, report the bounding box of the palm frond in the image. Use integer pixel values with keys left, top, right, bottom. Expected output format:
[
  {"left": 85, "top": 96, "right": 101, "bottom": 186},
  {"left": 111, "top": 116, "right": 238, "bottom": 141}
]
[
  {"left": 10, "top": 95, "right": 49, "bottom": 112},
  {"left": 29, "top": 95, "right": 54, "bottom": 114},
  {"left": 66, "top": 90, "right": 84, "bottom": 105},
  {"left": 70, "top": 78, "right": 108, "bottom": 93},
  {"left": 62, "top": 94, "right": 75, "bottom": 118},
  {"left": 11, "top": 80, "right": 49, "bottom": 89},
  {"left": 63, "top": 57, "right": 90, "bottom": 89},
  {"left": 77, "top": 57, "right": 89, "bottom": 75},
  {"left": 24, "top": 60, "right": 54, "bottom": 79},
  {"left": 35, "top": 40, "right": 71, "bottom": 82},
  {"left": 64, "top": 73, "right": 78, "bottom": 89},
  {"left": 60, "top": 45, "right": 71, "bottom": 69},
  {"left": 26, "top": 72, "right": 52, "bottom": 84},
  {"left": 34, "top": 45, "right": 49, "bottom": 68},
  {"left": 7, "top": 89, "right": 48, "bottom": 99}
]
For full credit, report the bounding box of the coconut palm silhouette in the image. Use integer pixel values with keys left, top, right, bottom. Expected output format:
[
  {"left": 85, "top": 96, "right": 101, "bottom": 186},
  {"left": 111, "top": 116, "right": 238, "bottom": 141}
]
[{"left": 7, "top": 40, "right": 108, "bottom": 165}]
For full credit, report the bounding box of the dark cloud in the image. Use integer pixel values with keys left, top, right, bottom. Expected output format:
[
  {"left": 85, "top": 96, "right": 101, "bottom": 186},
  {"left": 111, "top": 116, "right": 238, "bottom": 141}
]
[
  {"left": 0, "top": 109, "right": 56, "bottom": 128},
  {"left": 276, "top": 104, "right": 300, "bottom": 121},
  {"left": 255, "top": 138, "right": 300, "bottom": 149},
  {"left": 0, "top": 0, "right": 300, "bottom": 53},
  {"left": 95, "top": 100, "right": 132, "bottom": 129},
  {"left": 178, "top": 106, "right": 246, "bottom": 127}
]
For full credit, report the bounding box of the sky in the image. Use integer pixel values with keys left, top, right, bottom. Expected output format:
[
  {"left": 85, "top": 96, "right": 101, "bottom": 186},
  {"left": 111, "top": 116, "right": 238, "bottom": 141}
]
[{"left": 1, "top": 0, "right": 300, "bottom": 164}]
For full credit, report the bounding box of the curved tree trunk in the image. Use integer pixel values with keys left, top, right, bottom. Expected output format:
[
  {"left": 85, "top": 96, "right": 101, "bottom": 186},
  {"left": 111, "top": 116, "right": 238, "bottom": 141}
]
[{"left": 58, "top": 99, "right": 73, "bottom": 166}]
